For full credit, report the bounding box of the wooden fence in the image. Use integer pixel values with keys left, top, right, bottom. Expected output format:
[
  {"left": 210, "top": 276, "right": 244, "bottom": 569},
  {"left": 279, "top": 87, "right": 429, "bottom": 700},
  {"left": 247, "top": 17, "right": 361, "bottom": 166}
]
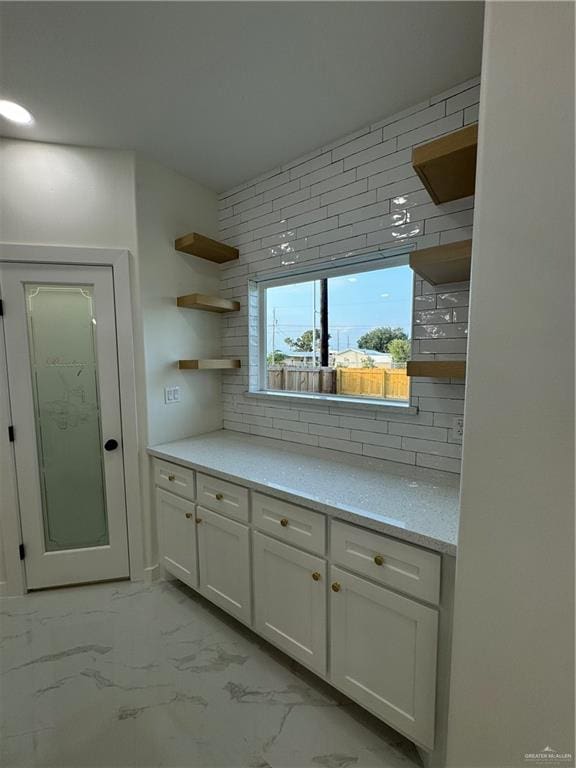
[
  {"left": 267, "top": 366, "right": 336, "bottom": 394},
  {"left": 338, "top": 367, "right": 409, "bottom": 400},
  {"left": 267, "top": 366, "right": 409, "bottom": 400}
]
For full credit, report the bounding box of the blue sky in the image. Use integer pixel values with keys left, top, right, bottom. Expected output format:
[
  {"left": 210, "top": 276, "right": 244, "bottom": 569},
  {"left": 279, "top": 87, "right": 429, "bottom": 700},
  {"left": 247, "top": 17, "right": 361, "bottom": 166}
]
[{"left": 266, "top": 264, "right": 413, "bottom": 354}]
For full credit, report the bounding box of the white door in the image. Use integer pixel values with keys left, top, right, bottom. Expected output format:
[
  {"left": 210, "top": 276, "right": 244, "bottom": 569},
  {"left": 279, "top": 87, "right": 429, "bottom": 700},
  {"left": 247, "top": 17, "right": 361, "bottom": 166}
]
[
  {"left": 253, "top": 531, "right": 326, "bottom": 674},
  {"left": 197, "top": 506, "right": 251, "bottom": 624},
  {"left": 156, "top": 489, "right": 198, "bottom": 588},
  {"left": 330, "top": 566, "right": 438, "bottom": 750},
  {"left": 0, "top": 263, "right": 129, "bottom": 589}
]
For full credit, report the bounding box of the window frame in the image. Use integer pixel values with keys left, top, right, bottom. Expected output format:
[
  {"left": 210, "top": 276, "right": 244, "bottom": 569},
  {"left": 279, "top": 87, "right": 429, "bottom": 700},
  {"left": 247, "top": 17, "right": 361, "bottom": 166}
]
[{"left": 249, "top": 246, "right": 417, "bottom": 412}]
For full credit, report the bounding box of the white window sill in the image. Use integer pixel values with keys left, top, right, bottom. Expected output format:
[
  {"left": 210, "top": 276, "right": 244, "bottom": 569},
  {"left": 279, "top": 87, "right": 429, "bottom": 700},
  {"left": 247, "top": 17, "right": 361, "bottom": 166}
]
[{"left": 246, "top": 389, "right": 418, "bottom": 415}]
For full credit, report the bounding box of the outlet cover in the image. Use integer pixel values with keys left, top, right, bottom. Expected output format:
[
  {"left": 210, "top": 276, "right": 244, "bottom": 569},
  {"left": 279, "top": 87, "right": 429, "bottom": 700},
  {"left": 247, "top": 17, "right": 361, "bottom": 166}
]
[
  {"left": 454, "top": 417, "right": 464, "bottom": 437},
  {"left": 164, "top": 386, "right": 181, "bottom": 404}
]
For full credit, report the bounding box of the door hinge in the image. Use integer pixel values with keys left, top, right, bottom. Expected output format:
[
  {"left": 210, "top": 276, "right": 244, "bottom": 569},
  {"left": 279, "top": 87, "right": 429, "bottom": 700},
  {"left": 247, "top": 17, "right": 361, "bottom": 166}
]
[
  {"left": 19, "top": 543, "right": 25, "bottom": 561},
  {"left": 8, "top": 425, "right": 14, "bottom": 442}
]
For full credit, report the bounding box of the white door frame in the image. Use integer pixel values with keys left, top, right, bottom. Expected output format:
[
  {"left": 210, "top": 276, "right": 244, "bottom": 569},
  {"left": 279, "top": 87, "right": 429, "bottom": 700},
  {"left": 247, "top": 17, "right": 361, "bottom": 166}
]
[{"left": 0, "top": 244, "right": 144, "bottom": 595}]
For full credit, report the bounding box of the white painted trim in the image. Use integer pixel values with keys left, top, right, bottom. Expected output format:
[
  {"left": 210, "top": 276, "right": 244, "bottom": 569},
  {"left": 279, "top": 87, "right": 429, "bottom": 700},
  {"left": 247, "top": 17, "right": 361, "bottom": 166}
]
[
  {"left": 244, "top": 390, "right": 419, "bottom": 414},
  {"left": 0, "top": 243, "right": 144, "bottom": 593}
]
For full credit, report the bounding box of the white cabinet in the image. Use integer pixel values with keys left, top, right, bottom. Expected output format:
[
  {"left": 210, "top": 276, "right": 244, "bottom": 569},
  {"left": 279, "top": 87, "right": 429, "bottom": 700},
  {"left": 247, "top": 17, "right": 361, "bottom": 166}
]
[
  {"left": 197, "top": 506, "right": 251, "bottom": 624},
  {"left": 156, "top": 488, "right": 198, "bottom": 589},
  {"left": 253, "top": 532, "right": 326, "bottom": 675},
  {"left": 330, "top": 566, "right": 438, "bottom": 749}
]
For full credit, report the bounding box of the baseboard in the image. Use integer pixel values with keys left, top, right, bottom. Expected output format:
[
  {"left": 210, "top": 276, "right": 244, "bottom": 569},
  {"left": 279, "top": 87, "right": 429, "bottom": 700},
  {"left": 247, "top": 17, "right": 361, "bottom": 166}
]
[{"left": 142, "top": 563, "right": 160, "bottom": 583}]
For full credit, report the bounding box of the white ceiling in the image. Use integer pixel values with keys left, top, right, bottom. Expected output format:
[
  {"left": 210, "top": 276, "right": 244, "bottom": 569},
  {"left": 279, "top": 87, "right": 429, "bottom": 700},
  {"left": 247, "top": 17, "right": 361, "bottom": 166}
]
[{"left": 0, "top": 2, "right": 484, "bottom": 192}]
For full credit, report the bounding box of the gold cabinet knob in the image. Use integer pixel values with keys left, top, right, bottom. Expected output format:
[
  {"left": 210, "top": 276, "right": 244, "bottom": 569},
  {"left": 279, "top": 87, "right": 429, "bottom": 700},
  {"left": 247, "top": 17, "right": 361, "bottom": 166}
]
[
  {"left": 331, "top": 582, "right": 341, "bottom": 593},
  {"left": 185, "top": 512, "right": 193, "bottom": 519},
  {"left": 215, "top": 493, "right": 224, "bottom": 501},
  {"left": 168, "top": 474, "right": 176, "bottom": 482},
  {"left": 280, "top": 518, "right": 289, "bottom": 528},
  {"left": 196, "top": 517, "right": 203, "bottom": 524},
  {"left": 312, "top": 572, "right": 321, "bottom": 581},
  {"left": 374, "top": 555, "right": 384, "bottom": 566}
]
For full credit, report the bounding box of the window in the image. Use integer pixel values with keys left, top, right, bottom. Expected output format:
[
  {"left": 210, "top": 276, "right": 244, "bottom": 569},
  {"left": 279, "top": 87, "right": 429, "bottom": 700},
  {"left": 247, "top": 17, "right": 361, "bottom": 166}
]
[{"left": 254, "top": 253, "right": 413, "bottom": 406}]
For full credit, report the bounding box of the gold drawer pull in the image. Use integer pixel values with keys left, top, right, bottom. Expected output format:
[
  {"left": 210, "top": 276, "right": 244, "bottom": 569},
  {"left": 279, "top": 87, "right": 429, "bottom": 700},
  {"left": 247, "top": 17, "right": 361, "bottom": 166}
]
[
  {"left": 185, "top": 512, "right": 193, "bottom": 519},
  {"left": 168, "top": 474, "right": 176, "bottom": 482},
  {"left": 280, "top": 518, "right": 289, "bottom": 528},
  {"left": 215, "top": 493, "right": 224, "bottom": 501},
  {"left": 331, "top": 582, "right": 341, "bottom": 593},
  {"left": 374, "top": 555, "right": 384, "bottom": 566},
  {"left": 312, "top": 572, "right": 321, "bottom": 581}
]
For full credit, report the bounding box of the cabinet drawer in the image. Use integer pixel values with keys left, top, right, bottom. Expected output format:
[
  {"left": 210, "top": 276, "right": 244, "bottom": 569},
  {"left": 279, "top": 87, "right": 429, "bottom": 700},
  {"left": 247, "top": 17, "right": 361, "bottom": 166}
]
[
  {"left": 331, "top": 521, "right": 441, "bottom": 604},
  {"left": 197, "top": 473, "right": 249, "bottom": 522},
  {"left": 154, "top": 459, "right": 196, "bottom": 501},
  {"left": 252, "top": 493, "right": 326, "bottom": 555}
]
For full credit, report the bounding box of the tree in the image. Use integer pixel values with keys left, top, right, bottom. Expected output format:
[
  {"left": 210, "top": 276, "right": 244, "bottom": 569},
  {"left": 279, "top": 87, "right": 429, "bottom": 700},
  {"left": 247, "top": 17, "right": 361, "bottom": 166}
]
[
  {"left": 388, "top": 338, "right": 411, "bottom": 365},
  {"left": 360, "top": 356, "right": 375, "bottom": 368},
  {"left": 357, "top": 326, "right": 408, "bottom": 353},
  {"left": 284, "top": 329, "right": 329, "bottom": 353},
  {"left": 267, "top": 350, "right": 287, "bottom": 365}
]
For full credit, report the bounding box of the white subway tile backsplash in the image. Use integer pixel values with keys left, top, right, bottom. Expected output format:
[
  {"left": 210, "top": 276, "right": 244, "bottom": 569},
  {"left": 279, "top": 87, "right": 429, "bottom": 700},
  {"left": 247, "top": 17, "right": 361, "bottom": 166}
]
[
  {"left": 464, "top": 104, "right": 480, "bottom": 125},
  {"left": 416, "top": 453, "right": 461, "bottom": 474},
  {"left": 218, "top": 78, "right": 478, "bottom": 476},
  {"left": 332, "top": 128, "right": 383, "bottom": 162},
  {"left": 382, "top": 102, "right": 446, "bottom": 141},
  {"left": 350, "top": 431, "right": 402, "bottom": 449},
  {"left": 318, "top": 437, "right": 363, "bottom": 455},
  {"left": 289, "top": 152, "right": 332, "bottom": 180},
  {"left": 425, "top": 209, "right": 474, "bottom": 234},
  {"left": 446, "top": 85, "right": 481, "bottom": 115},
  {"left": 327, "top": 190, "right": 378, "bottom": 217},
  {"left": 320, "top": 179, "right": 368, "bottom": 207},
  {"left": 397, "top": 112, "right": 463, "bottom": 150},
  {"left": 344, "top": 138, "right": 399, "bottom": 173}
]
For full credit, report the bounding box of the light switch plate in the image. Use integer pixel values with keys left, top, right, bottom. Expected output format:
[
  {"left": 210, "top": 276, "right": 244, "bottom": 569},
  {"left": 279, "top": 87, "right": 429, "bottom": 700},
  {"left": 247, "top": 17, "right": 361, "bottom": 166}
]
[{"left": 164, "top": 386, "right": 180, "bottom": 404}]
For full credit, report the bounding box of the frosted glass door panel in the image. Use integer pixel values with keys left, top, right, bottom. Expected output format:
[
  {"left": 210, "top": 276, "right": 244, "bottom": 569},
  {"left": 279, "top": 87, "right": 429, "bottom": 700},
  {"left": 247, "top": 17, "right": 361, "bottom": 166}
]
[{"left": 25, "top": 284, "right": 108, "bottom": 551}]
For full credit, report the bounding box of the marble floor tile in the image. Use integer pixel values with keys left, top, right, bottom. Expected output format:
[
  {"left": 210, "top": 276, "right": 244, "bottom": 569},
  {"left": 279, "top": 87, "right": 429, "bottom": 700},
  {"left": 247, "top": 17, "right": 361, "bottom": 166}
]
[{"left": 0, "top": 580, "right": 421, "bottom": 768}]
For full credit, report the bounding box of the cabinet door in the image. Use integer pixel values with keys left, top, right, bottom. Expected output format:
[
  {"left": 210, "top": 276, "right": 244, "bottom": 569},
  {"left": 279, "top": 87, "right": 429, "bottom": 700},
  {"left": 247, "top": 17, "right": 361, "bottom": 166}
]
[
  {"left": 330, "top": 566, "right": 438, "bottom": 749},
  {"left": 197, "top": 506, "right": 251, "bottom": 624},
  {"left": 156, "top": 489, "right": 198, "bottom": 588},
  {"left": 253, "top": 532, "right": 326, "bottom": 675}
]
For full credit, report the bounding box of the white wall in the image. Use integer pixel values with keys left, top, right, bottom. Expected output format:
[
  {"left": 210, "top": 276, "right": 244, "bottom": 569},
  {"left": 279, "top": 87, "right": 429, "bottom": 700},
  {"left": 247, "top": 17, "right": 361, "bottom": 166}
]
[
  {"left": 217, "top": 78, "right": 480, "bottom": 474},
  {"left": 135, "top": 155, "right": 221, "bottom": 447},
  {"left": 0, "top": 140, "right": 222, "bottom": 586},
  {"left": 447, "top": 4, "right": 574, "bottom": 766}
]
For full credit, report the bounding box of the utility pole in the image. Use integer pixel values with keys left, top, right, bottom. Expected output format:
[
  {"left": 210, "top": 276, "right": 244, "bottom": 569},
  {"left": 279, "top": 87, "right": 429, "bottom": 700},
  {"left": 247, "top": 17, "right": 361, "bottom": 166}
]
[{"left": 320, "top": 278, "right": 328, "bottom": 367}]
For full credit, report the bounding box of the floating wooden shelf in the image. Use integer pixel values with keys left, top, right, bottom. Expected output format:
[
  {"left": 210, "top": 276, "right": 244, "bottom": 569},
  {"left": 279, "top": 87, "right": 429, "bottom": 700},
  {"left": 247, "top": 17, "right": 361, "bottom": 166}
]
[
  {"left": 178, "top": 359, "right": 241, "bottom": 371},
  {"left": 407, "top": 360, "right": 466, "bottom": 379},
  {"left": 412, "top": 124, "right": 478, "bottom": 204},
  {"left": 410, "top": 239, "right": 472, "bottom": 285},
  {"left": 175, "top": 232, "right": 239, "bottom": 264},
  {"left": 177, "top": 293, "right": 240, "bottom": 313}
]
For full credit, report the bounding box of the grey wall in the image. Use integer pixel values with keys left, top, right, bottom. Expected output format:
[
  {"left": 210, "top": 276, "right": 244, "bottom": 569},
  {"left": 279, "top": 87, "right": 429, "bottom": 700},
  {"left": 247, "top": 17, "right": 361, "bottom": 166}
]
[{"left": 447, "top": 3, "right": 575, "bottom": 766}]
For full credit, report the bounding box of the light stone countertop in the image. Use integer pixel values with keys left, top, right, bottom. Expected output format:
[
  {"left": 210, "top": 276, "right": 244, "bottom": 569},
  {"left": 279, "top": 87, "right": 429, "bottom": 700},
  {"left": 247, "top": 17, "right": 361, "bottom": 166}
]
[{"left": 148, "top": 430, "right": 460, "bottom": 556}]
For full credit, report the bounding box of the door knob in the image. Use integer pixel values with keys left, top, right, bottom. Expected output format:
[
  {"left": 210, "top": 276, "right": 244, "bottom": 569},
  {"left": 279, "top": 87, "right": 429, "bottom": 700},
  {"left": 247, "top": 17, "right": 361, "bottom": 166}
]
[
  {"left": 104, "top": 439, "right": 119, "bottom": 452},
  {"left": 312, "top": 572, "right": 321, "bottom": 581},
  {"left": 331, "top": 582, "right": 341, "bottom": 593}
]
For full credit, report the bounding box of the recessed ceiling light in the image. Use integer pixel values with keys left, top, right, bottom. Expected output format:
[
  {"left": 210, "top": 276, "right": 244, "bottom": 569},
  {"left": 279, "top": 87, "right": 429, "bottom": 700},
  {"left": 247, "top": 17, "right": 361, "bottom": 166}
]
[{"left": 0, "top": 100, "right": 34, "bottom": 125}]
